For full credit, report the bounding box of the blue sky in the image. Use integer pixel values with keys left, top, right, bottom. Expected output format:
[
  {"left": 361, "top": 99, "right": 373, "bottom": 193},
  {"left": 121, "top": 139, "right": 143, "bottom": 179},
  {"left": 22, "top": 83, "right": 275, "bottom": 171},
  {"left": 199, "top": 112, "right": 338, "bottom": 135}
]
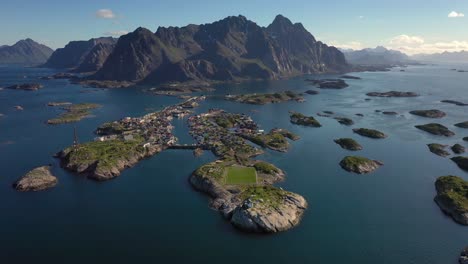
[{"left": 1, "top": 0, "right": 468, "bottom": 54}]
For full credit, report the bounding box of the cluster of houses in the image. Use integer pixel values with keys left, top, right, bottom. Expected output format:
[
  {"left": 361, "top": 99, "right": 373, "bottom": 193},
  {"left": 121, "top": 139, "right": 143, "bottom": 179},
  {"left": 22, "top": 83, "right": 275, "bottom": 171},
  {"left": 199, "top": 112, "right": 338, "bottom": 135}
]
[
  {"left": 94, "top": 96, "right": 206, "bottom": 148},
  {"left": 188, "top": 109, "right": 262, "bottom": 154}
]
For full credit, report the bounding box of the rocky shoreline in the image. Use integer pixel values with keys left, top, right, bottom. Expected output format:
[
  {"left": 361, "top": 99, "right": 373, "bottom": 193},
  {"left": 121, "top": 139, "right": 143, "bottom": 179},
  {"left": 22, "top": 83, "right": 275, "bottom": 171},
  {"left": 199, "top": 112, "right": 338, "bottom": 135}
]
[
  {"left": 187, "top": 109, "right": 307, "bottom": 233},
  {"left": 13, "top": 166, "right": 57, "bottom": 191},
  {"left": 434, "top": 176, "right": 468, "bottom": 225}
]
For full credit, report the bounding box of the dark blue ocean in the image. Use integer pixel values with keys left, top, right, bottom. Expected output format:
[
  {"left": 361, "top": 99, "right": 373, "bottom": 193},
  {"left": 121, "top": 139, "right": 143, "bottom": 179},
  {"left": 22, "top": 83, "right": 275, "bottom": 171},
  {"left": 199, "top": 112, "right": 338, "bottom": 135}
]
[{"left": 0, "top": 64, "right": 466, "bottom": 263}]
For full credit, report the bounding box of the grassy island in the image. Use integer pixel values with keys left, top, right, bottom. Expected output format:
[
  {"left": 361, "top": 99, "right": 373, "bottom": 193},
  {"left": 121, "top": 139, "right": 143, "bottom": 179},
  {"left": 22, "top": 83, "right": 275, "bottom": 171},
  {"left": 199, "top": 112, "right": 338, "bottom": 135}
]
[
  {"left": 455, "top": 121, "right": 468, "bottom": 129},
  {"left": 415, "top": 123, "right": 455, "bottom": 137},
  {"left": 410, "top": 109, "right": 446, "bottom": 118},
  {"left": 339, "top": 156, "right": 383, "bottom": 174},
  {"left": 226, "top": 91, "right": 303, "bottom": 105},
  {"left": 353, "top": 128, "right": 387, "bottom": 139},
  {"left": 427, "top": 143, "right": 450, "bottom": 157},
  {"left": 47, "top": 103, "right": 101, "bottom": 125},
  {"left": 434, "top": 176, "right": 468, "bottom": 225},
  {"left": 451, "top": 156, "right": 468, "bottom": 171},
  {"left": 334, "top": 138, "right": 362, "bottom": 151},
  {"left": 59, "top": 137, "right": 147, "bottom": 179},
  {"left": 289, "top": 112, "right": 321, "bottom": 127}
]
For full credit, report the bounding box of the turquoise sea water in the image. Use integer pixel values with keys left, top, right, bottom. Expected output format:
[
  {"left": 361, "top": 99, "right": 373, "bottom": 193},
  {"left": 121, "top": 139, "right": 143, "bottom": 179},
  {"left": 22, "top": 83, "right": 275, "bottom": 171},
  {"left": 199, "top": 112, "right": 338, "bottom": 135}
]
[{"left": 0, "top": 64, "right": 467, "bottom": 263}]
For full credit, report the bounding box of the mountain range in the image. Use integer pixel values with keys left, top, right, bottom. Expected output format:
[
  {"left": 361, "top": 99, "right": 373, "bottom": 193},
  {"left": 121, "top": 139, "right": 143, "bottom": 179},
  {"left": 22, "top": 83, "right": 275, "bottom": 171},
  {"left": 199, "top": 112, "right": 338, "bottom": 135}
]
[
  {"left": 0, "top": 39, "right": 53, "bottom": 65},
  {"left": 342, "top": 46, "right": 411, "bottom": 65},
  {"left": 411, "top": 51, "right": 468, "bottom": 63},
  {"left": 43, "top": 15, "right": 349, "bottom": 86},
  {"left": 42, "top": 37, "right": 117, "bottom": 72}
]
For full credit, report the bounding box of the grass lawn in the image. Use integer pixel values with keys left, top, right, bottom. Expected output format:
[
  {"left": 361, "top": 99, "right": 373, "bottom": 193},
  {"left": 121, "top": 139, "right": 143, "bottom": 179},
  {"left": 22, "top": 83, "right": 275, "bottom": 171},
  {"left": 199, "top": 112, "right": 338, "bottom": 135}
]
[{"left": 225, "top": 166, "right": 257, "bottom": 185}]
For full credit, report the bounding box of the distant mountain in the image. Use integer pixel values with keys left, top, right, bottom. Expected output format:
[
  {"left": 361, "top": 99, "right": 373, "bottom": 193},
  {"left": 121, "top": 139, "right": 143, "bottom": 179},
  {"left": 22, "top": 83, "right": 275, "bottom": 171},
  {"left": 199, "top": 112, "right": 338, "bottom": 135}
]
[
  {"left": 343, "top": 46, "right": 411, "bottom": 65},
  {"left": 43, "top": 37, "right": 116, "bottom": 71},
  {"left": 0, "top": 39, "right": 53, "bottom": 65},
  {"left": 91, "top": 15, "right": 348, "bottom": 86},
  {"left": 412, "top": 51, "right": 468, "bottom": 63}
]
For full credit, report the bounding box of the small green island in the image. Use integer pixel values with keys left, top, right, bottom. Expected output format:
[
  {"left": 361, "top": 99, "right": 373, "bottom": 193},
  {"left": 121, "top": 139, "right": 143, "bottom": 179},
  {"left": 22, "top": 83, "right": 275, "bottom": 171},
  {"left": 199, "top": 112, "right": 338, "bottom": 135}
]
[
  {"left": 455, "top": 121, "right": 468, "bottom": 129},
  {"left": 451, "top": 156, "right": 468, "bottom": 171},
  {"left": 334, "top": 138, "right": 363, "bottom": 151},
  {"left": 225, "top": 91, "right": 304, "bottom": 105},
  {"left": 289, "top": 111, "right": 321, "bottom": 127},
  {"left": 353, "top": 128, "right": 387, "bottom": 139},
  {"left": 334, "top": 117, "right": 354, "bottom": 126},
  {"left": 339, "top": 156, "right": 383, "bottom": 174},
  {"left": 452, "top": 144, "right": 466, "bottom": 154},
  {"left": 410, "top": 109, "right": 446, "bottom": 118},
  {"left": 427, "top": 143, "right": 450, "bottom": 157},
  {"left": 47, "top": 103, "right": 102, "bottom": 125},
  {"left": 13, "top": 166, "right": 58, "bottom": 192},
  {"left": 434, "top": 176, "right": 468, "bottom": 225},
  {"left": 415, "top": 123, "right": 455, "bottom": 137}
]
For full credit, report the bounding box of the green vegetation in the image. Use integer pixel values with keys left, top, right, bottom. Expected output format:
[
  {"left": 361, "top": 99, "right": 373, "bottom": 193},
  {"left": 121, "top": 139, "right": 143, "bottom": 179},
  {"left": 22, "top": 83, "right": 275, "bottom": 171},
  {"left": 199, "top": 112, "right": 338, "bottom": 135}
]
[
  {"left": 245, "top": 131, "right": 289, "bottom": 151},
  {"left": 225, "top": 166, "right": 257, "bottom": 185},
  {"left": 451, "top": 156, "right": 468, "bottom": 171},
  {"left": 452, "top": 144, "right": 465, "bottom": 154},
  {"left": 240, "top": 186, "right": 288, "bottom": 208},
  {"left": 214, "top": 115, "right": 237, "bottom": 128},
  {"left": 455, "top": 121, "right": 468, "bottom": 129},
  {"left": 193, "top": 162, "right": 226, "bottom": 183},
  {"left": 353, "top": 128, "right": 387, "bottom": 139},
  {"left": 47, "top": 103, "right": 101, "bottom": 125},
  {"left": 427, "top": 143, "right": 450, "bottom": 157},
  {"left": 339, "top": 156, "right": 382, "bottom": 174},
  {"left": 409, "top": 109, "right": 446, "bottom": 118},
  {"left": 340, "top": 156, "right": 371, "bottom": 167},
  {"left": 334, "top": 138, "right": 362, "bottom": 151},
  {"left": 227, "top": 91, "right": 303, "bottom": 105},
  {"left": 435, "top": 176, "right": 468, "bottom": 214},
  {"left": 63, "top": 137, "right": 145, "bottom": 171},
  {"left": 335, "top": 117, "right": 354, "bottom": 126},
  {"left": 415, "top": 123, "right": 455, "bottom": 137},
  {"left": 289, "top": 112, "right": 321, "bottom": 127},
  {"left": 253, "top": 162, "right": 279, "bottom": 174}
]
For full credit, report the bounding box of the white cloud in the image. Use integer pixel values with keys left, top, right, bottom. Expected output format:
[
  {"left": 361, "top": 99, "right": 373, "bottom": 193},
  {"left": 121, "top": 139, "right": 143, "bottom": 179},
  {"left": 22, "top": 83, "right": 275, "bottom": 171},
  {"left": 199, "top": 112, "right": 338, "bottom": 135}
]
[
  {"left": 329, "top": 41, "right": 364, "bottom": 51},
  {"left": 96, "top": 9, "right": 116, "bottom": 19},
  {"left": 389, "top": 34, "right": 424, "bottom": 46},
  {"left": 448, "top": 11, "right": 464, "bottom": 18},
  {"left": 358, "top": 16, "right": 364, "bottom": 19},
  {"left": 387, "top": 34, "right": 468, "bottom": 54},
  {"left": 104, "top": 30, "right": 128, "bottom": 37}
]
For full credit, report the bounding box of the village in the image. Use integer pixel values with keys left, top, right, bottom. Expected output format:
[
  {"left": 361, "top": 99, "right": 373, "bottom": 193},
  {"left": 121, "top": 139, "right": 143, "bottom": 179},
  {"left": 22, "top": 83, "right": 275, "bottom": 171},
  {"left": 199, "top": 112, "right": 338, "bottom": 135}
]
[
  {"left": 188, "top": 109, "right": 265, "bottom": 159},
  {"left": 94, "top": 96, "right": 206, "bottom": 149}
]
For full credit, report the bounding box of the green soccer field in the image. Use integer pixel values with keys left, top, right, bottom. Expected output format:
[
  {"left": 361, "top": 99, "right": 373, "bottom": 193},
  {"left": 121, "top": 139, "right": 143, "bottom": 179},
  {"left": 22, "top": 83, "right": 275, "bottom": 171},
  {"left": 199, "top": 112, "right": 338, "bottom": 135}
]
[{"left": 225, "top": 166, "right": 257, "bottom": 185}]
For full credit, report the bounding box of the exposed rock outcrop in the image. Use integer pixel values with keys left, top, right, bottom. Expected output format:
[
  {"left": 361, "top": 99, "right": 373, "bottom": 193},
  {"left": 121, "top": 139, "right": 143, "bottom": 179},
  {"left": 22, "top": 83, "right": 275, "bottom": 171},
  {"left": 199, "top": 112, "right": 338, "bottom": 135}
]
[
  {"left": 410, "top": 109, "right": 446, "bottom": 118},
  {"left": 434, "top": 176, "right": 468, "bottom": 225},
  {"left": 415, "top": 123, "right": 455, "bottom": 137},
  {"left": 6, "top": 83, "right": 43, "bottom": 91},
  {"left": 366, "top": 91, "right": 419, "bottom": 97},
  {"left": 13, "top": 166, "right": 57, "bottom": 191},
  {"left": 334, "top": 138, "right": 362, "bottom": 151},
  {"left": 339, "top": 156, "right": 383, "bottom": 174},
  {"left": 353, "top": 128, "right": 387, "bottom": 139},
  {"left": 427, "top": 143, "right": 450, "bottom": 157}
]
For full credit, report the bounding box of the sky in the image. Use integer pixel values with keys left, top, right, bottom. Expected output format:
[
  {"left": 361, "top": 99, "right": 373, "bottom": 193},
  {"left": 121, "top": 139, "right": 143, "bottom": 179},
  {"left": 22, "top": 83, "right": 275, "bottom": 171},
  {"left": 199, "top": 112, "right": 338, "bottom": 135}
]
[{"left": 1, "top": 0, "right": 468, "bottom": 54}]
